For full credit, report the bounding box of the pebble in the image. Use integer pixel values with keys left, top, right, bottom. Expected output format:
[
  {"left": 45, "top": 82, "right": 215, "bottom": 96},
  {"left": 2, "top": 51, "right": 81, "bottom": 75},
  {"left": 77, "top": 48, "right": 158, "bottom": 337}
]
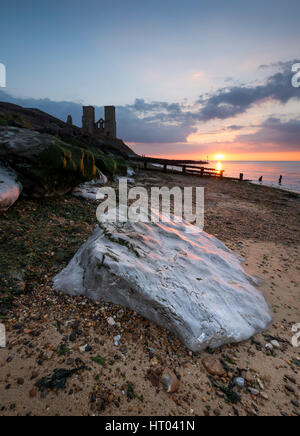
[
  {"left": 150, "top": 357, "right": 159, "bottom": 366},
  {"left": 248, "top": 388, "right": 260, "bottom": 396},
  {"left": 79, "top": 344, "right": 88, "bottom": 354},
  {"left": 29, "top": 388, "right": 37, "bottom": 398},
  {"left": 260, "top": 392, "right": 269, "bottom": 401},
  {"left": 69, "top": 333, "right": 76, "bottom": 342},
  {"left": 114, "top": 335, "right": 121, "bottom": 347},
  {"left": 234, "top": 377, "right": 245, "bottom": 389},
  {"left": 107, "top": 317, "right": 116, "bottom": 326},
  {"left": 161, "top": 369, "right": 179, "bottom": 393},
  {"left": 108, "top": 393, "right": 114, "bottom": 403},
  {"left": 202, "top": 356, "right": 226, "bottom": 377},
  {"left": 265, "top": 343, "right": 273, "bottom": 351},
  {"left": 270, "top": 340, "right": 280, "bottom": 349}
]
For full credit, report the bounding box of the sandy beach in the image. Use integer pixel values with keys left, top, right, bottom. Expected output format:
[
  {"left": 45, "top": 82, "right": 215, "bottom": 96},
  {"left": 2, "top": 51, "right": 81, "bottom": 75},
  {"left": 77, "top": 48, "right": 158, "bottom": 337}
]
[{"left": 0, "top": 171, "right": 299, "bottom": 416}]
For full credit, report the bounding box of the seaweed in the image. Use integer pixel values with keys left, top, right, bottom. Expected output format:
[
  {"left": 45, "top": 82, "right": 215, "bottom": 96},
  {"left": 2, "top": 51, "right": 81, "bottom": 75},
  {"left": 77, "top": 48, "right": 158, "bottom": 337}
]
[
  {"left": 90, "top": 356, "right": 106, "bottom": 366},
  {"left": 127, "top": 383, "right": 143, "bottom": 402},
  {"left": 208, "top": 375, "right": 240, "bottom": 404},
  {"left": 36, "top": 366, "right": 88, "bottom": 391},
  {"left": 57, "top": 344, "right": 69, "bottom": 357}
]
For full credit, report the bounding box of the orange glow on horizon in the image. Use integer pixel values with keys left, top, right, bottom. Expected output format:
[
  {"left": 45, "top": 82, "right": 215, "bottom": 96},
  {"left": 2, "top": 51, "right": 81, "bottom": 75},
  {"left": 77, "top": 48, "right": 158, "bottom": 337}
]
[{"left": 130, "top": 144, "right": 300, "bottom": 162}]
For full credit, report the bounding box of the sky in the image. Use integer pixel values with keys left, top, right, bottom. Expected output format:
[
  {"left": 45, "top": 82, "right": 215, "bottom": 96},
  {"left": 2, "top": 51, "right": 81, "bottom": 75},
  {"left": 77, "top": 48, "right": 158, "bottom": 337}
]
[{"left": 0, "top": 0, "right": 300, "bottom": 160}]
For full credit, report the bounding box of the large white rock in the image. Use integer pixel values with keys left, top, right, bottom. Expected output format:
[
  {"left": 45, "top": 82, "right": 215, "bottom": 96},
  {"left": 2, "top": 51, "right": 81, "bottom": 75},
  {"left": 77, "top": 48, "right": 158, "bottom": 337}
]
[
  {"left": 0, "top": 163, "right": 22, "bottom": 211},
  {"left": 53, "top": 210, "right": 272, "bottom": 351}
]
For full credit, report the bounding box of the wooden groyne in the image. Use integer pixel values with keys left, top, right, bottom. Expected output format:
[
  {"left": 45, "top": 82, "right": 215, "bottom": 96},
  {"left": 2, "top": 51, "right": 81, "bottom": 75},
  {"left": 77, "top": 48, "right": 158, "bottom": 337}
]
[{"left": 130, "top": 156, "right": 225, "bottom": 178}]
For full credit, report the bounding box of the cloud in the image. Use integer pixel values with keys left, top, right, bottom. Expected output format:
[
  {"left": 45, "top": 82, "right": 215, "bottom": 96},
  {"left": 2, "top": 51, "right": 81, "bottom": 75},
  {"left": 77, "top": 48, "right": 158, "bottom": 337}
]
[
  {"left": 236, "top": 117, "right": 300, "bottom": 151},
  {"left": 195, "top": 60, "right": 300, "bottom": 122},
  {"left": 0, "top": 60, "right": 299, "bottom": 147},
  {"left": 0, "top": 91, "right": 196, "bottom": 143}
]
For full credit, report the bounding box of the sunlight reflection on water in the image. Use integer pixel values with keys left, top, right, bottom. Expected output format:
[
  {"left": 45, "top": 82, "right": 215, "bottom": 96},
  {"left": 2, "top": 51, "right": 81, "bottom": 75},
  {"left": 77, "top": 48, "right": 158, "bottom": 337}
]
[{"left": 207, "top": 161, "right": 300, "bottom": 193}]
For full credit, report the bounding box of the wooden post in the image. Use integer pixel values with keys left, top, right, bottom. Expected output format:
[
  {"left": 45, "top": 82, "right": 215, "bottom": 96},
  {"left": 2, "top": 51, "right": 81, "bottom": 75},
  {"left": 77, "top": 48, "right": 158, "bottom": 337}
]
[
  {"left": 164, "top": 164, "right": 167, "bottom": 172},
  {"left": 182, "top": 165, "right": 186, "bottom": 175},
  {"left": 240, "top": 173, "right": 244, "bottom": 181},
  {"left": 144, "top": 161, "right": 148, "bottom": 170},
  {"left": 220, "top": 170, "right": 224, "bottom": 179},
  {"left": 200, "top": 168, "right": 204, "bottom": 177}
]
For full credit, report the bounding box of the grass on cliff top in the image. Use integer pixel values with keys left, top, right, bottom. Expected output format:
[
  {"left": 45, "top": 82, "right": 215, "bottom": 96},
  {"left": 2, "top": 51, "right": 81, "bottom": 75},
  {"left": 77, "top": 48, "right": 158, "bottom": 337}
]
[{"left": 0, "top": 195, "right": 97, "bottom": 317}]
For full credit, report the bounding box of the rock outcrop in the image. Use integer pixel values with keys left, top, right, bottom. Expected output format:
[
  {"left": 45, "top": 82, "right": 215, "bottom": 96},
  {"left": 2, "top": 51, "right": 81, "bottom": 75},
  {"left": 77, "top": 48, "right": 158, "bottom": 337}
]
[
  {"left": 0, "top": 127, "right": 112, "bottom": 197},
  {"left": 53, "top": 209, "right": 272, "bottom": 351},
  {"left": 0, "top": 163, "right": 22, "bottom": 211}
]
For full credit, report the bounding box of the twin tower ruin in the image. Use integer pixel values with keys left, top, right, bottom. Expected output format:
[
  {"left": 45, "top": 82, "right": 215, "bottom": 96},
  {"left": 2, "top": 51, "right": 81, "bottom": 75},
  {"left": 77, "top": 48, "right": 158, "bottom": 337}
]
[{"left": 67, "top": 106, "right": 117, "bottom": 139}]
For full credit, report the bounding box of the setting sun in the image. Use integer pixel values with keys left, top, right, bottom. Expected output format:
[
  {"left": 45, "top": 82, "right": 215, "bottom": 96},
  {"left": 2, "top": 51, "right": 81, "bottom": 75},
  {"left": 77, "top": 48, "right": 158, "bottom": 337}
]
[{"left": 215, "top": 154, "right": 226, "bottom": 160}]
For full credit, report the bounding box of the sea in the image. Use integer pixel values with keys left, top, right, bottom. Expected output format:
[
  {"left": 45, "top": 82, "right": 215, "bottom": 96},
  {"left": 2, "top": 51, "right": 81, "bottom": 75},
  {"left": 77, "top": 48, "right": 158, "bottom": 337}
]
[{"left": 206, "top": 161, "right": 300, "bottom": 194}]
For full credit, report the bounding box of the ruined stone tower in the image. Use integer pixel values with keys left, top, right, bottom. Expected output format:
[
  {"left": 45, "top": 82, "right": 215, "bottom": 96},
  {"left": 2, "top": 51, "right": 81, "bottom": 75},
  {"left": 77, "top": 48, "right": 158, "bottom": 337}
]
[
  {"left": 82, "top": 106, "right": 96, "bottom": 135},
  {"left": 81, "top": 105, "right": 117, "bottom": 138},
  {"left": 104, "top": 106, "right": 117, "bottom": 138}
]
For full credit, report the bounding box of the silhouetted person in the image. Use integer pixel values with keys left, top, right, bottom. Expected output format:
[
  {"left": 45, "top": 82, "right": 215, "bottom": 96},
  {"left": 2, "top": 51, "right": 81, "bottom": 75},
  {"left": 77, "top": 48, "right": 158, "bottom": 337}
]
[
  {"left": 259, "top": 176, "right": 263, "bottom": 183},
  {"left": 279, "top": 175, "right": 283, "bottom": 185}
]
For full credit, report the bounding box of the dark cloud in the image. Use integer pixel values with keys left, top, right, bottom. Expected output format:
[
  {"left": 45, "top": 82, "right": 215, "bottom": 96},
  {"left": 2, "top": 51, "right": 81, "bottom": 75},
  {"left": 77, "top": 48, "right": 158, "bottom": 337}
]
[
  {"left": 227, "top": 124, "right": 244, "bottom": 131},
  {"left": 196, "top": 60, "right": 300, "bottom": 122},
  {"left": 236, "top": 117, "right": 300, "bottom": 151}
]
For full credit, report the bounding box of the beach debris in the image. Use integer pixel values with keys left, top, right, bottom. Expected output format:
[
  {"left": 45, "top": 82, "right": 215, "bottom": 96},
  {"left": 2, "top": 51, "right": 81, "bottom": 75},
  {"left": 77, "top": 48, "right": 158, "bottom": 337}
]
[
  {"left": 202, "top": 357, "right": 226, "bottom": 377},
  {"left": 161, "top": 369, "right": 179, "bottom": 393},
  {"left": 53, "top": 206, "right": 272, "bottom": 352}
]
